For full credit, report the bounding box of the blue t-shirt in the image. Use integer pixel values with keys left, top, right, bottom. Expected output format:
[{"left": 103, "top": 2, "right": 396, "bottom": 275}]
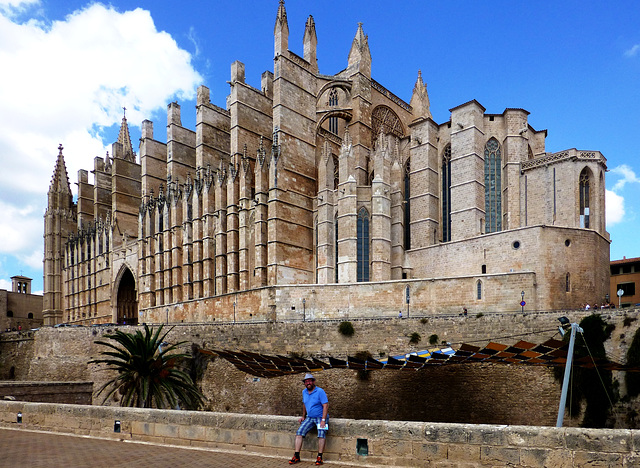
[{"left": 302, "top": 386, "right": 328, "bottom": 418}]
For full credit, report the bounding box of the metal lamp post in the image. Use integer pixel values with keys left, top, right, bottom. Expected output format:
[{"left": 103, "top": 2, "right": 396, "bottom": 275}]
[
  {"left": 520, "top": 291, "right": 525, "bottom": 312},
  {"left": 302, "top": 298, "right": 306, "bottom": 322}
]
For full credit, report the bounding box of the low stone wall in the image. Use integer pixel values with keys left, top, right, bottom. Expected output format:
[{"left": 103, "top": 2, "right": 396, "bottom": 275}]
[
  {"left": 0, "top": 381, "right": 92, "bottom": 405},
  {"left": 0, "top": 400, "right": 638, "bottom": 467}
]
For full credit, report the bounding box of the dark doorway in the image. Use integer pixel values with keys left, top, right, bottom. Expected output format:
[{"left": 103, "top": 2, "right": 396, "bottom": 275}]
[{"left": 116, "top": 268, "right": 138, "bottom": 325}]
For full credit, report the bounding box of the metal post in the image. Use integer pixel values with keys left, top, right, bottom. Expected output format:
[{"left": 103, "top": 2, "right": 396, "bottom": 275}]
[
  {"left": 233, "top": 301, "right": 236, "bottom": 323},
  {"left": 556, "top": 322, "right": 582, "bottom": 427},
  {"left": 302, "top": 298, "right": 306, "bottom": 322}
]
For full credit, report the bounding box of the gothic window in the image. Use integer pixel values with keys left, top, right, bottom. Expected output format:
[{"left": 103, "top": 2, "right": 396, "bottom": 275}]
[
  {"left": 484, "top": 138, "right": 502, "bottom": 233},
  {"left": 442, "top": 145, "right": 452, "bottom": 242},
  {"left": 566, "top": 273, "right": 571, "bottom": 292},
  {"left": 404, "top": 159, "right": 411, "bottom": 250},
  {"left": 333, "top": 155, "right": 339, "bottom": 190},
  {"left": 580, "top": 168, "right": 590, "bottom": 229},
  {"left": 28, "top": 313, "right": 33, "bottom": 319},
  {"left": 357, "top": 207, "right": 370, "bottom": 282},
  {"left": 477, "top": 280, "right": 483, "bottom": 300},
  {"left": 334, "top": 213, "right": 339, "bottom": 283},
  {"left": 371, "top": 105, "right": 404, "bottom": 147},
  {"left": 328, "top": 89, "right": 339, "bottom": 134}
]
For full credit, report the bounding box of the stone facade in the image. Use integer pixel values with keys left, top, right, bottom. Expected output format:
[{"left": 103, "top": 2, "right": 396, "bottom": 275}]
[
  {"left": 43, "top": 2, "right": 609, "bottom": 326},
  {"left": 0, "top": 276, "right": 43, "bottom": 332}
]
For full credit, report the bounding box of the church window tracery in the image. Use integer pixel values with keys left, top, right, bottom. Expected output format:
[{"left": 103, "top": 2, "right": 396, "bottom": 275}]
[
  {"left": 484, "top": 138, "right": 502, "bottom": 233},
  {"left": 579, "top": 168, "right": 590, "bottom": 229},
  {"left": 404, "top": 159, "right": 411, "bottom": 249},
  {"left": 442, "top": 145, "right": 452, "bottom": 242},
  {"left": 357, "top": 207, "right": 370, "bottom": 282},
  {"left": 371, "top": 105, "right": 404, "bottom": 147},
  {"left": 328, "top": 89, "right": 339, "bottom": 134}
]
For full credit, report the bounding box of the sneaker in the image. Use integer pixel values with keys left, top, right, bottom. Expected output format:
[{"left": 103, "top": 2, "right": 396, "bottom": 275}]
[
  {"left": 315, "top": 456, "right": 324, "bottom": 465},
  {"left": 289, "top": 455, "right": 301, "bottom": 464}
]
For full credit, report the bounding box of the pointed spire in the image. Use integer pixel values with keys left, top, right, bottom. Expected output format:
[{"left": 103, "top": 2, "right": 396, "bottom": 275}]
[
  {"left": 49, "top": 144, "right": 72, "bottom": 195},
  {"left": 347, "top": 22, "right": 371, "bottom": 77},
  {"left": 303, "top": 15, "right": 318, "bottom": 72},
  {"left": 116, "top": 110, "right": 135, "bottom": 162},
  {"left": 409, "top": 70, "right": 432, "bottom": 120},
  {"left": 274, "top": 0, "right": 289, "bottom": 56}
]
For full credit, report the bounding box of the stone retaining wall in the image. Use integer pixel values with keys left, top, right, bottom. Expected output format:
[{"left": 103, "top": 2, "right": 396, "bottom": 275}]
[
  {"left": 0, "top": 400, "right": 638, "bottom": 467},
  {"left": 0, "top": 381, "right": 92, "bottom": 405}
]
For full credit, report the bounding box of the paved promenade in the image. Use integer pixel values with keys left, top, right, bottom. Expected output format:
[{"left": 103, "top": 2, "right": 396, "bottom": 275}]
[{"left": 0, "top": 428, "right": 374, "bottom": 468}]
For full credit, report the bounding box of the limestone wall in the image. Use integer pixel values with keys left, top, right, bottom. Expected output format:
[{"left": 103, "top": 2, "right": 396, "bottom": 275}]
[
  {"left": 0, "top": 381, "right": 92, "bottom": 405},
  {"left": 0, "top": 401, "right": 638, "bottom": 467}
]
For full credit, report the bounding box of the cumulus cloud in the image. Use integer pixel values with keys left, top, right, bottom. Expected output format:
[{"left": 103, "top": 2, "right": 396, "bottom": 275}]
[
  {"left": 0, "top": 3, "right": 202, "bottom": 287},
  {"left": 625, "top": 44, "right": 640, "bottom": 58},
  {"left": 610, "top": 164, "right": 640, "bottom": 191},
  {"left": 606, "top": 189, "right": 625, "bottom": 227},
  {"left": 0, "top": 279, "right": 11, "bottom": 291}
]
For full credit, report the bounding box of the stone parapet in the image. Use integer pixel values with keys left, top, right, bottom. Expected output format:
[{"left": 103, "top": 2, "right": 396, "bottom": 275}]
[{"left": 0, "top": 401, "right": 638, "bottom": 467}]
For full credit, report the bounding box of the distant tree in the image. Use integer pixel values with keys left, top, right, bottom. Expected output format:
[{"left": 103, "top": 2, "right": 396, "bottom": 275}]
[{"left": 89, "top": 324, "right": 204, "bottom": 409}]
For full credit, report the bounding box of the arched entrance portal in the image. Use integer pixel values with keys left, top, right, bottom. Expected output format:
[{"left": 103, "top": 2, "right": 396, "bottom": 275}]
[{"left": 116, "top": 268, "right": 138, "bottom": 325}]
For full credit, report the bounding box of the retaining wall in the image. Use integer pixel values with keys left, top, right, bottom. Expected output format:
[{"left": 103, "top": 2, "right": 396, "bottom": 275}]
[{"left": 0, "top": 400, "right": 638, "bottom": 467}]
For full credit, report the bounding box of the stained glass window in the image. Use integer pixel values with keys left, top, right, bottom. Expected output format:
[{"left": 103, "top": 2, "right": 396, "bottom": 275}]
[
  {"left": 442, "top": 145, "right": 452, "bottom": 242},
  {"left": 404, "top": 159, "right": 411, "bottom": 250},
  {"left": 357, "top": 207, "right": 370, "bottom": 282},
  {"left": 579, "top": 168, "right": 590, "bottom": 229},
  {"left": 484, "top": 138, "right": 502, "bottom": 233}
]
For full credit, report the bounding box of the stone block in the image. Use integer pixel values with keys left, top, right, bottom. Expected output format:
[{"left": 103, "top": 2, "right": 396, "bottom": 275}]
[
  {"left": 424, "top": 423, "right": 470, "bottom": 444},
  {"left": 565, "top": 428, "right": 632, "bottom": 454},
  {"left": 447, "top": 443, "right": 480, "bottom": 462},
  {"left": 505, "top": 425, "right": 565, "bottom": 448},
  {"left": 411, "top": 441, "right": 447, "bottom": 461},
  {"left": 178, "top": 423, "right": 206, "bottom": 441},
  {"left": 573, "top": 450, "right": 624, "bottom": 467},
  {"left": 480, "top": 445, "right": 520, "bottom": 465},
  {"left": 153, "top": 423, "right": 180, "bottom": 439}
]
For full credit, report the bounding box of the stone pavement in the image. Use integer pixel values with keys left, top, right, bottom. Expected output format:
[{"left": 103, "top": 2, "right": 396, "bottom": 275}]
[{"left": 0, "top": 428, "right": 377, "bottom": 468}]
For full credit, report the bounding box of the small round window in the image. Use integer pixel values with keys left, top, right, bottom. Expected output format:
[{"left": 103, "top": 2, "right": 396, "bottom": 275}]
[
  {"left": 512, "top": 241, "right": 521, "bottom": 249},
  {"left": 565, "top": 239, "right": 571, "bottom": 247}
]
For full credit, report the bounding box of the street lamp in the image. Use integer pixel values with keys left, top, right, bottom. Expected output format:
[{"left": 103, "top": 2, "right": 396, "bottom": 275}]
[
  {"left": 302, "top": 298, "right": 306, "bottom": 322},
  {"left": 233, "top": 301, "right": 236, "bottom": 323},
  {"left": 520, "top": 291, "right": 525, "bottom": 312}
]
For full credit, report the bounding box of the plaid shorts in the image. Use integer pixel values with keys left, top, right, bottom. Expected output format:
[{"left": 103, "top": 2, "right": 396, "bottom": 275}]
[{"left": 296, "top": 416, "right": 328, "bottom": 438}]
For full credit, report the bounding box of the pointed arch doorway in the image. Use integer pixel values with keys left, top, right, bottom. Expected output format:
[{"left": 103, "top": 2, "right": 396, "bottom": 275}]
[{"left": 116, "top": 267, "right": 138, "bottom": 325}]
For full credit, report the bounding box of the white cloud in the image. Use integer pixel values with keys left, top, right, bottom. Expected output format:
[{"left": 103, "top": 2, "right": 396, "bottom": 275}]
[
  {"left": 625, "top": 44, "right": 640, "bottom": 58},
  {"left": 606, "top": 189, "right": 625, "bottom": 227},
  {"left": 610, "top": 164, "right": 640, "bottom": 191},
  {"left": 0, "top": 3, "right": 202, "bottom": 287},
  {"left": 0, "top": 279, "right": 11, "bottom": 291}
]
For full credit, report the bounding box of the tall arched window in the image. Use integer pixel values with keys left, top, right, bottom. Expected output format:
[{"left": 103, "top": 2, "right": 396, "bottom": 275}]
[
  {"left": 442, "top": 144, "right": 452, "bottom": 242},
  {"left": 484, "top": 138, "right": 502, "bottom": 233},
  {"left": 476, "top": 280, "right": 483, "bottom": 300},
  {"left": 580, "top": 168, "right": 590, "bottom": 229},
  {"left": 334, "top": 213, "right": 339, "bottom": 283},
  {"left": 404, "top": 159, "right": 411, "bottom": 250},
  {"left": 357, "top": 207, "right": 370, "bottom": 282},
  {"left": 565, "top": 273, "right": 571, "bottom": 292},
  {"left": 328, "top": 89, "right": 339, "bottom": 134}
]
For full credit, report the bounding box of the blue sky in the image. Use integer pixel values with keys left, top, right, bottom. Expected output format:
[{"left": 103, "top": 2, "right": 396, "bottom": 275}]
[{"left": 1, "top": 0, "right": 639, "bottom": 294}]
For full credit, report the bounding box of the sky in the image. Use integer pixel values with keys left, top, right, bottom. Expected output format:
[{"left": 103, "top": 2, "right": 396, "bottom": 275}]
[{"left": 0, "top": 0, "right": 639, "bottom": 294}]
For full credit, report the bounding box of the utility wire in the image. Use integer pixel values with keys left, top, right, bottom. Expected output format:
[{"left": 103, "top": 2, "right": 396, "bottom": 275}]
[{"left": 577, "top": 331, "right": 619, "bottom": 421}]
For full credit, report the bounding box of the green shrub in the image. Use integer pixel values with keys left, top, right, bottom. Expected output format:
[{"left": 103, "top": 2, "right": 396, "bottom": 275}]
[
  {"left": 428, "top": 334, "right": 439, "bottom": 345},
  {"left": 420, "top": 318, "right": 428, "bottom": 324},
  {"left": 409, "top": 332, "right": 421, "bottom": 344},
  {"left": 476, "top": 312, "right": 484, "bottom": 318},
  {"left": 338, "top": 321, "right": 355, "bottom": 337}
]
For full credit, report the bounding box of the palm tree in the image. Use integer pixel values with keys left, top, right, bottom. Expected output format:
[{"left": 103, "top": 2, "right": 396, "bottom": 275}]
[{"left": 90, "top": 324, "right": 204, "bottom": 409}]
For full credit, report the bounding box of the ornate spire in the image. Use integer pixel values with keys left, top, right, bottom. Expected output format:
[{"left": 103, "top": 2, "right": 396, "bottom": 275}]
[
  {"left": 409, "top": 70, "right": 432, "bottom": 120},
  {"left": 303, "top": 15, "right": 318, "bottom": 71},
  {"left": 116, "top": 110, "right": 136, "bottom": 162},
  {"left": 274, "top": 0, "right": 289, "bottom": 56},
  {"left": 49, "top": 144, "right": 72, "bottom": 195},
  {"left": 347, "top": 22, "right": 371, "bottom": 76}
]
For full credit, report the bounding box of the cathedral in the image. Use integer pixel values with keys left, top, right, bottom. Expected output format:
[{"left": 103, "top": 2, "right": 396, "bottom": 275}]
[{"left": 42, "top": 1, "right": 610, "bottom": 326}]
